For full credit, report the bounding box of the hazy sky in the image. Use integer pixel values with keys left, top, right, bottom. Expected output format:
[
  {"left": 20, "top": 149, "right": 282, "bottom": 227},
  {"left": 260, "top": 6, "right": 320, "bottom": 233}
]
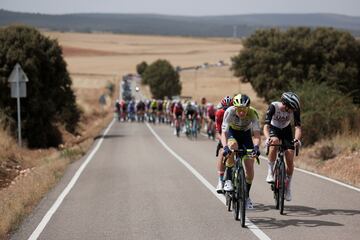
[{"left": 1, "top": 0, "right": 360, "bottom": 16}]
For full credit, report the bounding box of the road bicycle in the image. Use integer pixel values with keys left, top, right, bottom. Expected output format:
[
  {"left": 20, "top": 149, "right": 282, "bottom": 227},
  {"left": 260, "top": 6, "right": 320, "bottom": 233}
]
[
  {"left": 266, "top": 142, "right": 299, "bottom": 215},
  {"left": 224, "top": 148, "right": 259, "bottom": 227},
  {"left": 185, "top": 115, "right": 197, "bottom": 140},
  {"left": 175, "top": 115, "right": 182, "bottom": 137},
  {"left": 206, "top": 119, "right": 216, "bottom": 140}
]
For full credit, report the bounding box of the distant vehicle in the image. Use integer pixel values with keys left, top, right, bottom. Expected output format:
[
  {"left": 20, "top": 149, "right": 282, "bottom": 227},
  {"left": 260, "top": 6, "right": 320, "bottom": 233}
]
[
  {"left": 217, "top": 60, "right": 225, "bottom": 66},
  {"left": 121, "top": 77, "right": 133, "bottom": 101},
  {"left": 201, "top": 62, "right": 209, "bottom": 69}
]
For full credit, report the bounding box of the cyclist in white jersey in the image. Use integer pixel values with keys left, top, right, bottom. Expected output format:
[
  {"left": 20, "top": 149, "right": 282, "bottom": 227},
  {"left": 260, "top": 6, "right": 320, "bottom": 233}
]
[{"left": 263, "top": 92, "right": 302, "bottom": 201}]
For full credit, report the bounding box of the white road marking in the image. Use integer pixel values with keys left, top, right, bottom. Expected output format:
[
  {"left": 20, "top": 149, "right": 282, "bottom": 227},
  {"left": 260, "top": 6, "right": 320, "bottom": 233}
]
[
  {"left": 146, "top": 122, "right": 271, "bottom": 240},
  {"left": 28, "top": 119, "right": 116, "bottom": 240},
  {"left": 259, "top": 156, "right": 360, "bottom": 192}
]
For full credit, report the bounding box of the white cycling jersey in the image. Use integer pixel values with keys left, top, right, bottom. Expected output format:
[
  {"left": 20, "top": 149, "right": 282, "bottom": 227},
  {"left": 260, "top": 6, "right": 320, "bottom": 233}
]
[
  {"left": 265, "top": 102, "right": 301, "bottom": 129},
  {"left": 221, "top": 106, "right": 261, "bottom": 132}
]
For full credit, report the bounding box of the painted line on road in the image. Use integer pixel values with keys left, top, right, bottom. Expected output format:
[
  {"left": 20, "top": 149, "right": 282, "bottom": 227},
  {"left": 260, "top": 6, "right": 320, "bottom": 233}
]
[
  {"left": 259, "top": 156, "right": 360, "bottom": 192},
  {"left": 28, "top": 119, "right": 116, "bottom": 240},
  {"left": 146, "top": 122, "right": 271, "bottom": 240}
]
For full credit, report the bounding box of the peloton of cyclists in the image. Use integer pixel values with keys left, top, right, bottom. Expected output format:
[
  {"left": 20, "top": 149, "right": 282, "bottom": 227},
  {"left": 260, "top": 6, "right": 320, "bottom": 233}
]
[
  {"left": 263, "top": 92, "right": 302, "bottom": 201},
  {"left": 221, "top": 94, "right": 261, "bottom": 209}
]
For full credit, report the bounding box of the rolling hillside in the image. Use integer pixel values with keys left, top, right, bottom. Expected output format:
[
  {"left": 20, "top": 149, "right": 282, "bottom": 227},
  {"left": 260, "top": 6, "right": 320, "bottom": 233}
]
[{"left": 1, "top": 9, "right": 360, "bottom": 37}]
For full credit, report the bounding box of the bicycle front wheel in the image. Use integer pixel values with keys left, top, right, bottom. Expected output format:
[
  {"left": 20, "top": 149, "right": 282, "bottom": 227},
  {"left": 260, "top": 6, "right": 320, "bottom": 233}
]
[{"left": 239, "top": 167, "right": 247, "bottom": 227}]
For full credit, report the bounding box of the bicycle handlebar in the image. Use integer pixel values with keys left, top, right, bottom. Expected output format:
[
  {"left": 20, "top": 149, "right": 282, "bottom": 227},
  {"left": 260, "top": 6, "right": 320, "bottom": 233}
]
[
  {"left": 224, "top": 149, "right": 260, "bottom": 165},
  {"left": 266, "top": 143, "right": 299, "bottom": 156}
]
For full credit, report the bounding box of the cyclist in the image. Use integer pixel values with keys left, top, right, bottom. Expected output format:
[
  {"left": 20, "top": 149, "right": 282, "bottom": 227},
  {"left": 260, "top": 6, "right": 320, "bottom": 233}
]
[
  {"left": 157, "top": 99, "right": 164, "bottom": 123},
  {"left": 150, "top": 99, "right": 158, "bottom": 123},
  {"left": 263, "top": 91, "right": 302, "bottom": 201},
  {"left": 215, "top": 96, "right": 233, "bottom": 193},
  {"left": 120, "top": 99, "right": 127, "bottom": 121},
  {"left": 136, "top": 99, "right": 146, "bottom": 122},
  {"left": 206, "top": 103, "right": 216, "bottom": 139},
  {"left": 172, "top": 100, "right": 184, "bottom": 136},
  {"left": 183, "top": 101, "right": 199, "bottom": 136},
  {"left": 199, "top": 97, "right": 207, "bottom": 131},
  {"left": 127, "top": 99, "right": 136, "bottom": 122},
  {"left": 114, "top": 99, "right": 121, "bottom": 121},
  {"left": 221, "top": 94, "right": 261, "bottom": 209}
]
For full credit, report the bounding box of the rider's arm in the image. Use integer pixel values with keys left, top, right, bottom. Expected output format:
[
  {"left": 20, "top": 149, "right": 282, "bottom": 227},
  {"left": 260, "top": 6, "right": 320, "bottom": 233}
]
[
  {"left": 294, "top": 126, "right": 302, "bottom": 142},
  {"left": 215, "top": 110, "right": 223, "bottom": 134},
  {"left": 253, "top": 130, "right": 261, "bottom": 147},
  {"left": 251, "top": 108, "right": 261, "bottom": 147},
  {"left": 221, "top": 108, "right": 231, "bottom": 147},
  {"left": 263, "top": 104, "right": 275, "bottom": 139},
  {"left": 221, "top": 130, "right": 228, "bottom": 148},
  {"left": 293, "top": 110, "right": 302, "bottom": 141}
]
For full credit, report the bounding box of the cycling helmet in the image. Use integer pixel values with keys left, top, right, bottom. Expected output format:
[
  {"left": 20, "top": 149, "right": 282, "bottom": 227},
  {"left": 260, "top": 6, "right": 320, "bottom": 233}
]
[
  {"left": 233, "top": 94, "right": 250, "bottom": 108},
  {"left": 281, "top": 92, "right": 300, "bottom": 111},
  {"left": 221, "top": 96, "right": 233, "bottom": 108}
]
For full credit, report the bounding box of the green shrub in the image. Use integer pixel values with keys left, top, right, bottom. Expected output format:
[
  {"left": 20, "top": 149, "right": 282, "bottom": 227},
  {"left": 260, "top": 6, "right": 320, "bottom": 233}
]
[
  {"left": 231, "top": 27, "right": 360, "bottom": 102},
  {"left": 142, "top": 59, "right": 181, "bottom": 99},
  {"left": 295, "top": 81, "right": 356, "bottom": 145},
  {"left": 0, "top": 25, "right": 80, "bottom": 148}
]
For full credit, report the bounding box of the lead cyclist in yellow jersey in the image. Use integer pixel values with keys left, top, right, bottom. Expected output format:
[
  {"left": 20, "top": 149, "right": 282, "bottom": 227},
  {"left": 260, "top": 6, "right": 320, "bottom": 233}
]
[{"left": 221, "top": 94, "right": 261, "bottom": 209}]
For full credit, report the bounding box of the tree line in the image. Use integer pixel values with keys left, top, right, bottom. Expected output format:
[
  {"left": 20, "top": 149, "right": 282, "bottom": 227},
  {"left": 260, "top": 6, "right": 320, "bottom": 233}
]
[{"left": 231, "top": 27, "right": 360, "bottom": 145}]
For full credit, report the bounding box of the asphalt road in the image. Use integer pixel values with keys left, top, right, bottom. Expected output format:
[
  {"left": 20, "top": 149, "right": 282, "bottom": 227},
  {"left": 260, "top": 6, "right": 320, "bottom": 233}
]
[{"left": 11, "top": 120, "right": 360, "bottom": 240}]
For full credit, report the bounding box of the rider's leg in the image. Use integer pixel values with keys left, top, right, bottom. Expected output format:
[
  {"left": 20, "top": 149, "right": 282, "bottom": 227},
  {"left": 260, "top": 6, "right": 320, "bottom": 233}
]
[
  {"left": 283, "top": 125, "right": 295, "bottom": 201},
  {"left": 284, "top": 149, "right": 294, "bottom": 201},
  {"left": 244, "top": 157, "right": 255, "bottom": 196},
  {"left": 223, "top": 138, "right": 237, "bottom": 191},
  {"left": 266, "top": 137, "right": 279, "bottom": 182},
  {"left": 216, "top": 148, "right": 225, "bottom": 193}
]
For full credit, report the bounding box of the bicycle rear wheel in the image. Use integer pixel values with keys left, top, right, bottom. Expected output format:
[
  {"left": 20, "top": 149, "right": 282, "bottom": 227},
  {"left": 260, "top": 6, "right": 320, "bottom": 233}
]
[
  {"left": 273, "top": 162, "right": 280, "bottom": 209},
  {"left": 279, "top": 161, "right": 286, "bottom": 215}
]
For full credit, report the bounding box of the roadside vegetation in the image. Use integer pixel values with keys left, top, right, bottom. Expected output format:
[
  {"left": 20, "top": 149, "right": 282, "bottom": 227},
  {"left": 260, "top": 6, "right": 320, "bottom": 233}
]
[
  {"left": 0, "top": 25, "right": 80, "bottom": 148},
  {"left": 231, "top": 27, "right": 360, "bottom": 146},
  {"left": 231, "top": 27, "right": 360, "bottom": 188},
  {"left": 0, "top": 26, "right": 114, "bottom": 239},
  {"left": 140, "top": 59, "right": 182, "bottom": 99}
]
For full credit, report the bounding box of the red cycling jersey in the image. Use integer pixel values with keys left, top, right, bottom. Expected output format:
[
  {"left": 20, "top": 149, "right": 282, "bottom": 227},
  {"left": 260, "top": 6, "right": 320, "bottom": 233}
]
[{"left": 215, "top": 108, "right": 225, "bottom": 134}]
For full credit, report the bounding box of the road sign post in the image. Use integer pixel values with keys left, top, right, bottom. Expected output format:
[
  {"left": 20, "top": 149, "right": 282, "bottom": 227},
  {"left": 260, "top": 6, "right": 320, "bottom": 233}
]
[{"left": 8, "top": 63, "right": 29, "bottom": 147}]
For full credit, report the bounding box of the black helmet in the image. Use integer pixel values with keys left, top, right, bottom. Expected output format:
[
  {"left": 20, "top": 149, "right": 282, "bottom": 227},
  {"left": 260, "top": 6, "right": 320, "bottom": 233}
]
[{"left": 281, "top": 92, "right": 300, "bottom": 111}]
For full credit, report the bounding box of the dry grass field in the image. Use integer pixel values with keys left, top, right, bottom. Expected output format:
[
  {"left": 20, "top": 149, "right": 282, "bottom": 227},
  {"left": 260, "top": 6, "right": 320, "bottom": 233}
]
[
  {"left": 0, "top": 31, "right": 359, "bottom": 239},
  {"left": 46, "top": 31, "right": 266, "bottom": 108}
]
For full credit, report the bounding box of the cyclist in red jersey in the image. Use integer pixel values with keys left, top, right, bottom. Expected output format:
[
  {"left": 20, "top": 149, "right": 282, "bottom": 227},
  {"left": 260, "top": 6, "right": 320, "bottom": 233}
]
[
  {"left": 206, "top": 103, "right": 216, "bottom": 139},
  {"left": 214, "top": 96, "right": 233, "bottom": 193},
  {"left": 172, "top": 100, "right": 184, "bottom": 136}
]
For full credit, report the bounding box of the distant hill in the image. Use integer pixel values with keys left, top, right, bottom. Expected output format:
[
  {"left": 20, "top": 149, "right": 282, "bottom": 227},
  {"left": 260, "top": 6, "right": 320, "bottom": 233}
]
[{"left": 1, "top": 9, "right": 360, "bottom": 37}]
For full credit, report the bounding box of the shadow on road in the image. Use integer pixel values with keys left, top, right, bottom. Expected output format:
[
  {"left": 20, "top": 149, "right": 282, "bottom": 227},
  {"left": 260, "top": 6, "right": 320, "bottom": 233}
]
[
  {"left": 254, "top": 204, "right": 360, "bottom": 217},
  {"left": 250, "top": 216, "right": 343, "bottom": 229},
  {"left": 249, "top": 204, "right": 360, "bottom": 228},
  {"left": 94, "top": 134, "right": 125, "bottom": 140}
]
